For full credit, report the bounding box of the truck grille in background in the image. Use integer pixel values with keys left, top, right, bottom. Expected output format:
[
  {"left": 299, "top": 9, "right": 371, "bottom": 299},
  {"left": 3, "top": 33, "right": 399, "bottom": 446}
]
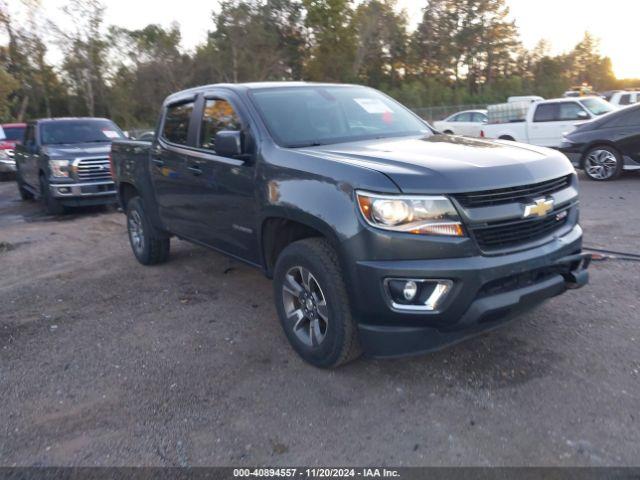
[
  {"left": 472, "top": 208, "right": 569, "bottom": 251},
  {"left": 76, "top": 157, "right": 112, "bottom": 182},
  {"left": 454, "top": 174, "right": 572, "bottom": 208}
]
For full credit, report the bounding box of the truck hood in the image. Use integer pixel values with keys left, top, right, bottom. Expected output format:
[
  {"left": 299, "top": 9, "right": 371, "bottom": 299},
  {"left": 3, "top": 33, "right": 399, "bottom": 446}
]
[
  {"left": 43, "top": 142, "right": 112, "bottom": 159},
  {"left": 301, "top": 134, "right": 574, "bottom": 194}
]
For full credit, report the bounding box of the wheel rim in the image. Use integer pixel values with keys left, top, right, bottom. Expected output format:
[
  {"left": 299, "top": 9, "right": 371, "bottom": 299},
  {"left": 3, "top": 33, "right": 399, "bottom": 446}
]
[
  {"left": 585, "top": 149, "right": 617, "bottom": 179},
  {"left": 128, "top": 210, "right": 145, "bottom": 253},
  {"left": 282, "top": 266, "right": 329, "bottom": 348}
]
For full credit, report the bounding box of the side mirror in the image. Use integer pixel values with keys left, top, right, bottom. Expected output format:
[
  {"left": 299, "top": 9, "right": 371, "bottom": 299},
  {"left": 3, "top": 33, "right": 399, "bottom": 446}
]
[
  {"left": 577, "top": 111, "right": 589, "bottom": 119},
  {"left": 214, "top": 130, "right": 242, "bottom": 158}
]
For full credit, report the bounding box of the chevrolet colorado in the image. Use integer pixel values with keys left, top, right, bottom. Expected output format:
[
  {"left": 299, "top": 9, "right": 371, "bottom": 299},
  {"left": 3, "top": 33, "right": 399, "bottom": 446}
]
[{"left": 111, "top": 82, "right": 590, "bottom": 368}]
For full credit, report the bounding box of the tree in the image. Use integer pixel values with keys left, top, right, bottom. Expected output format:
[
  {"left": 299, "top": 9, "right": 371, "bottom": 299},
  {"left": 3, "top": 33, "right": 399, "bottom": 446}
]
[
  {"left": 52, "top": 0, "right": 110, "bottom": 116},
  {"left": 302, "top": 0, "right": 356, "bottom": 82},
  {"left": 351, "top": 0, "right": 408, "bottom": 88},
  {"left": 0, "top": 65, "right": 18, "bottom": 120}
]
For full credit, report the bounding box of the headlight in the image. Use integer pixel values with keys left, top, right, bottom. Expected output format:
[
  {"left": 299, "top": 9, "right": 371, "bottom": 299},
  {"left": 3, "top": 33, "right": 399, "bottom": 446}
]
[
  {"left": 356, "top": 191, "right": 465, "bottom": 236},
  {"left": 0, "top": 149, "right": 9, "bottom": 160},
  {"left": 50, "top": 159, "right": 70, "bottom": 178}
]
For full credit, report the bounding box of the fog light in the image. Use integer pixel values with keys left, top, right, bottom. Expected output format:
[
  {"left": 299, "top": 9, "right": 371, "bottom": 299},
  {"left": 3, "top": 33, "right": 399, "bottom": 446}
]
[
  {"left": 385, "top": 278, "right": 453, "bottom": 311},
  {"left": 58, "top": 187, "right": 71, "bottom": 194},
  {"left": 403, "top": 281, "right": 418, "bottom": 301}
]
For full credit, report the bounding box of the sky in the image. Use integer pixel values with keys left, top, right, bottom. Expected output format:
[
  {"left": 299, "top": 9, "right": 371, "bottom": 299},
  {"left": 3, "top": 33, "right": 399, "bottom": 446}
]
[{"left": 7, "top": 0, "right": 640, "bottom": 78}]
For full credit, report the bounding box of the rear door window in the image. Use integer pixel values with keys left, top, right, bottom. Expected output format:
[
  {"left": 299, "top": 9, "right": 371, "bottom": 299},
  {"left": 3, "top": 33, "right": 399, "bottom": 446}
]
[
  {"left": 163, "top": 101, "right": 195, "bottom": 145},
  {"left": 533, "top": 104, "right": 558, "bottom": 122},
  {"left": 619, "top": 94, "right": 631, "bottom": 106},
  {"left": 199, "top": 99, "right": 242, "bottom": 153}
]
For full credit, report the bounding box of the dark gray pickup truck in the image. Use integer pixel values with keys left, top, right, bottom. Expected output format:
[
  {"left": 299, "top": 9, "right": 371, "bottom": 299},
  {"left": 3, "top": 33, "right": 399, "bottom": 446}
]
[
  {"left": 111, "top": 82, "right": 590, "bottom": 368},
  {"left": 14, "top": 117, "right": 123, "bottom": 214}
]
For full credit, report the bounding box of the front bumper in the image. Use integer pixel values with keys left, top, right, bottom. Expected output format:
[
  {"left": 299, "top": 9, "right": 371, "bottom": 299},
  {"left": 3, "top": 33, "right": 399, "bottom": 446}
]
[
  {"left": 353, "top": 224, "right": 589, "bottom": 357},
  {"left": 0, "top": 159, "right": 16, "bottom": 173},
  {"left": 49, "top": 180, "right": 117, "bottom": 206}
]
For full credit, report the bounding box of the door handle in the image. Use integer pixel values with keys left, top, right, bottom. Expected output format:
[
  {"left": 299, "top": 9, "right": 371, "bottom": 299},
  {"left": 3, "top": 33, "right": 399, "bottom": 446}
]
[
  {"left": 151, "top": 158, "right": 164, "bottom": 167},
  {"left": 188, "top": 165, "right": 202, "bottom": 176}
]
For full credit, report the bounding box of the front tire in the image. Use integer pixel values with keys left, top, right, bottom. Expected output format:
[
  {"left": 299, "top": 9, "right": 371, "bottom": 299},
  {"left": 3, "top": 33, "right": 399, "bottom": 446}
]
[
  {"left": 126, "top": 196, "right": 170, "bottom": 265},
  {"left": 583, "top": 146, "right": 623, "bottom": 181},
  {"left": 16, "top": 169, "right": 34, "bottom": 200},
  {"left": 39, "top": 174, "right": 65, "bottom": 215},
  {"left": 273, "top": 238, "right": 361, "bottom": 368}
]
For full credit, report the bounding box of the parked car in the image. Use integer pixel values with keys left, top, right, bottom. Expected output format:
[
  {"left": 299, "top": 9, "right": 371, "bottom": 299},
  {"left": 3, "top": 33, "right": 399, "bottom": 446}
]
[
  {"left": 0, "top": 125, "right": 15, "bottom": 179},
  {"left": 111, "top": 82, "right": 590, "bottom": 368},
  {"left": 560, "top": 103, "right": 640, "bottom": 181},
  {"left": 482, "top": 96, "right": 615, "bottom": 147},
  {"left": 608, "top": 91, "right": 640, "bottom": 109},
  {"left": 433, "top": 109, "right": 487, "bottom": 137},
  {"left": 0, "top": 122, "right": 26, "bottom": 158},
  {"left": 135, "top": 130, "right": 155, "bottom": 142},
  {"left": 14, "top": 117, "right": 124, "bottom": 214},
  {"left": 507, "top": 95, "right": 543, "bottom": 103}
]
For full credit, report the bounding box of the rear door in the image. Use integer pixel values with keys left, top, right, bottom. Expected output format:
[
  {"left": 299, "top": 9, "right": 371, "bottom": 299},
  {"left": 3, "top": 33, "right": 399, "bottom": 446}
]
[
  {"left": 184, "top": 91, "right": 260, "bottom": 263},
  {"left": 151, "top": 97, "right": 199, "bottom": 235},
  {"left": 529, "top": 102, "right": 589, "bottom": 147}
]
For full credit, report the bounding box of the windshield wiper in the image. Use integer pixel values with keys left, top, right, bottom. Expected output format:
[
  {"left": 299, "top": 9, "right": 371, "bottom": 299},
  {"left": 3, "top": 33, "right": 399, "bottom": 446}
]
[{"left": 287, "top": 141, "right": 324, "bottom": 148}]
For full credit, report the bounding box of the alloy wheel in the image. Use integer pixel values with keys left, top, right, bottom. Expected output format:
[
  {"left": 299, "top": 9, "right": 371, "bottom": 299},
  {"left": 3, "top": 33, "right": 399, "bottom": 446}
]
[
  {"left": 585, "top": 149, "right": 618, "bottom": 180},
  {"left": 281, "top": 266, "right": 329, "bottom": 348},
  {"left": 128, "top": 210, "right": 145, "bottom": 254}
]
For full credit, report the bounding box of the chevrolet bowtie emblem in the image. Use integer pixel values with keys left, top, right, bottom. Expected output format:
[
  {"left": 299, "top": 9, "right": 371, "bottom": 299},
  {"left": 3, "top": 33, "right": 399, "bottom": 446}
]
[{"left": 523, "top": 198, "right": 554, "bottom": 218}]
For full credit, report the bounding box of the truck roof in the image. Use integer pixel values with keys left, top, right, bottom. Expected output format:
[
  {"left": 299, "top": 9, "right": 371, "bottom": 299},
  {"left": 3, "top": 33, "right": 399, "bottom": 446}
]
[
  {"left": 164, "top": 81, "right": 365, "bottom": 104},
  {"left": 31, "top": 117, "right": 113, "bottom": 124}
]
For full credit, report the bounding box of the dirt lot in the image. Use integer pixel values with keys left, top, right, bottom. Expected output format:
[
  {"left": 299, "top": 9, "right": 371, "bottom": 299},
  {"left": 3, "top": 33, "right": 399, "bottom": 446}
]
[{"left": 0, "top": 172, "right": 639, "bottom": 467}]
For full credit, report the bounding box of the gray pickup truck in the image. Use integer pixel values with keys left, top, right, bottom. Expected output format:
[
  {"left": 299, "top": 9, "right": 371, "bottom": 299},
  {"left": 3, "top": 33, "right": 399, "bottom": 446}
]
[
  {"left": 111, "top": 82, "right": 591, "bottom": 368},
  {"left": 14, "top": 117, "right": 123, "bottom": 214}
]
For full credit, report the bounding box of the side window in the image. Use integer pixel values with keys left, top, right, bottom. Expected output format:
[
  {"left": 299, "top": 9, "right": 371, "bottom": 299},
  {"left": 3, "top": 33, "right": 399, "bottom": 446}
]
[
  {"left": 162, "top": 101, "right": 194, "bottom": 145},
  {"left": 24, "top": 125, "right": 35, "bottom": 147},
  {"left": 472, "top": 112, "right": 487, "bottom": 123},
  {"left": 621, "top": 109, "right": 640, "bottom": 126},
  {"left": 199, "top": 99, "right": 242, "bottom": 153},
  {"left": 456, "top": 112, "right": 472, "bottom": 122},
  {"left": 619, "top": 94, "right": 631, "bottom": 106},
  {"left": 557, "top": 102, "right": 588, "bottom": 121},
  {"left": 533, "top": 104, "right": 558, "bottom": 122}
]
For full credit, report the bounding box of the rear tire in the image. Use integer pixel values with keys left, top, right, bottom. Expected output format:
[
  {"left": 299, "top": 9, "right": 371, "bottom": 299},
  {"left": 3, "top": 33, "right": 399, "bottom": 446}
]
[
  {"left": 583, "top": 146, "right": 623, "bottom": 181},
  {"left": 273, "top": 238, "right": 361, "bottom": 368},
  {"left": 499, "top": 135, "right": 515, "bottom": 141},
  {"left": 126, "top": 196, "right": 170, "bottom": 265},
  {"left": 39, "top": 174, "right": 65, "bottom": 215}
]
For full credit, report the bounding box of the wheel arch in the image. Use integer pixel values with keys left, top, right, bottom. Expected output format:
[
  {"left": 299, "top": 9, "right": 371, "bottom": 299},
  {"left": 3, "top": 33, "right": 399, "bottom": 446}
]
[{"left": 260, "top": 210, "right": 342, "bottom": 278}]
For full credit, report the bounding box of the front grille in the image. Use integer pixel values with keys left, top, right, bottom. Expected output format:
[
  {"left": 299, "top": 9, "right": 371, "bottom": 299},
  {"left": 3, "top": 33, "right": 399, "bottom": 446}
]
[
  {"left": 472, "top": 208, "right": 569, "bottom": 250},
  {"left": 454, "top": 174, "right": 572, "bottom": 208},
  {"left": 76, "top": 157, "right": 112, "bottom": 182}
]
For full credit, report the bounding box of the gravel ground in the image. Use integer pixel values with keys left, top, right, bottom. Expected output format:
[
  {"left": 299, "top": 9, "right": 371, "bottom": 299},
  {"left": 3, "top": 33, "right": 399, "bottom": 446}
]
[{"left": 0, "top": 172, "right": 638, "bottom": 467}]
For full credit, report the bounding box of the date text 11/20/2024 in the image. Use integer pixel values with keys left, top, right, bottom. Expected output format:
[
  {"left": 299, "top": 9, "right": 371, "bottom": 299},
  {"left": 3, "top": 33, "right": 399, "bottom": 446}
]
[{"left": 233, "top": 468, "right": 400, "bottom": 478}]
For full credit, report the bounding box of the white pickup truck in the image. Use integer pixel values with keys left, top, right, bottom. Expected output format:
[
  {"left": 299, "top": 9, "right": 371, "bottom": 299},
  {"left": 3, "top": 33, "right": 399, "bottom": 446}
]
[{"left": 481, "top": 96, "right": 615, "bottom": 147}]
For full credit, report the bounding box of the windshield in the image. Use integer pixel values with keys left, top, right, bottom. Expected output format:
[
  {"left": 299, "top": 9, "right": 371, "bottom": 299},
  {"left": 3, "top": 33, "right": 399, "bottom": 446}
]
[
  {"left": 40, "top": 119, "right": 124, "bottom": 145},
  {"left": 580, "top": 97, "right": 615, "bottom": 116},
  {"left": 4, "top": 126, "right": 25, "bottom": 142},
  {"left": 250, "top": 86, "right": 431, "bottom": 147}
]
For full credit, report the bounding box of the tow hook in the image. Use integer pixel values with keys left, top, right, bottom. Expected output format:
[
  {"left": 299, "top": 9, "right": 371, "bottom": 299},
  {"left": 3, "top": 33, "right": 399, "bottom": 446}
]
[{"left": 555, "top": 253, "right": 592, "bottom": 289}]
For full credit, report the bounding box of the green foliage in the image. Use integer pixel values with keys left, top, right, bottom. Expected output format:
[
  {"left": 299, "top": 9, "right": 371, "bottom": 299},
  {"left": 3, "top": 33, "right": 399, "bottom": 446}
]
[
  {"left": 0, "top": 66, "right": 18, "bottom": 121},
  {"left": 0, "top": 0, "right": 633, "bottom": 129}
]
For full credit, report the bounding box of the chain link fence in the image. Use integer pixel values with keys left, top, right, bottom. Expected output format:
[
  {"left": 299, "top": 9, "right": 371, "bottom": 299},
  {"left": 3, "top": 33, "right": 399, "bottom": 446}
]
[{"left": 411, "top": 104, "right": 487, "bottom": 123}]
